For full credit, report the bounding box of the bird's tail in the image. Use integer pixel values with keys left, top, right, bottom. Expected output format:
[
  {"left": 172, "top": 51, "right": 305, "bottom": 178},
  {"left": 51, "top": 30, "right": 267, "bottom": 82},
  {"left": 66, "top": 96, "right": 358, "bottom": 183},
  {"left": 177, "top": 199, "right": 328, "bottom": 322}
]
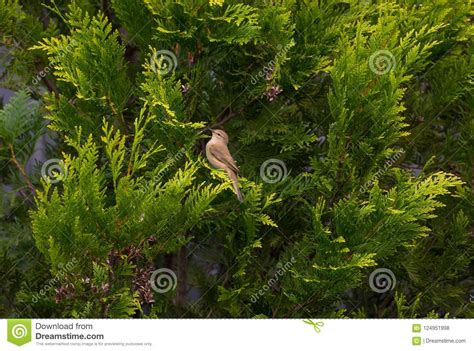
[{"left": 228, "top": 170, "right": 244, "bottom": 203}]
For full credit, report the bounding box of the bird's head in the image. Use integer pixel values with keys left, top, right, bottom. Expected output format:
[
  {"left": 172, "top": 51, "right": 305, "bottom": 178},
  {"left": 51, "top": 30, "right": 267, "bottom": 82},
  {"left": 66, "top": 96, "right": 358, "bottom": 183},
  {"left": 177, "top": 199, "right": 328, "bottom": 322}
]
[{"left": 210, "top": 129, "right": 229, "bottom": 144}]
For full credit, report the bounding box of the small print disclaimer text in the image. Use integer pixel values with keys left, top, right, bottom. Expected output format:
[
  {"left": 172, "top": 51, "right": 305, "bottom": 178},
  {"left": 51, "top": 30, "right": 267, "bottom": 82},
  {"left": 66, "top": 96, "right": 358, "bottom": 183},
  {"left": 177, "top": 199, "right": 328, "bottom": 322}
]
[{"left": 33, "top": 322, "right": 152, "bottom": 348}]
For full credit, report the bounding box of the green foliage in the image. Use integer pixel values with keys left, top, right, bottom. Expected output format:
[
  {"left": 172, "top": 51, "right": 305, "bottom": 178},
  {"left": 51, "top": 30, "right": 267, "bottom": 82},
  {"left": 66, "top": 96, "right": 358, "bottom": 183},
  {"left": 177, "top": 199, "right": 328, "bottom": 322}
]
[
  {"left": 110, "top": 0, "right": 154, "bottom": 49},
  {"left": 31, "top": 3, "right": 132, "bottom": 138},
  {"left": 0, "top": 90, "right": 47, "bottom": 318},
  {"left": 0, "top": 90, "right": 41, "bottom": 143},
  {"left": 0, "top": 0, "right": 55, "bottom": 90},
  {"left": 28, "top": 109, "right": 226, "bottom": 316},
  {"left": 0, "top": 0, "right": 472, "bottom": 318}
]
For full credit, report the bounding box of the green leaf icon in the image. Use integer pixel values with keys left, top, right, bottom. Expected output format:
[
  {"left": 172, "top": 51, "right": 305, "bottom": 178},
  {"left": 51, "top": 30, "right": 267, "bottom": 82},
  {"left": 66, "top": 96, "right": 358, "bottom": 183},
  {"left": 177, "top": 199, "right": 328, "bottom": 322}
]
[{"left": 7, "top": 319, "right": 32, "bottom": 346}]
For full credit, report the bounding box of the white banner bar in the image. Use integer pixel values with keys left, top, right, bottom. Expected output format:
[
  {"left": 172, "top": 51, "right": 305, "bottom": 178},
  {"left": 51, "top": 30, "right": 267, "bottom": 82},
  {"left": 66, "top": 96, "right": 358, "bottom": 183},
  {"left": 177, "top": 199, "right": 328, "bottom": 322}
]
[{"left": 1, "top": 319, "right": 472, "bottom": 350}]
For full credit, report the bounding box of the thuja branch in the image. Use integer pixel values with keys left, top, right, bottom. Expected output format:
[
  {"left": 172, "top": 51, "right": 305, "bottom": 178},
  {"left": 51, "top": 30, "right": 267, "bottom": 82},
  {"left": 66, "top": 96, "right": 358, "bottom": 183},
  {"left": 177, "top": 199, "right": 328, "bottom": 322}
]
[
  {"left": 8, "top": 143, "right": 36, "bottom": 194},
  {"left": 106, "top": 97, "right": 128, "bottom": 133}
]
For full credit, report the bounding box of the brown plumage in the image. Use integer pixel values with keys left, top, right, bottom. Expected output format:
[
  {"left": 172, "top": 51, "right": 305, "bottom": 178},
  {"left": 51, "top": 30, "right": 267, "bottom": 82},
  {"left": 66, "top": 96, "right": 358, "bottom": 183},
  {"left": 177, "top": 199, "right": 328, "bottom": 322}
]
[{"left": 205, "top": 129, "right": 243, "bottom": 203}]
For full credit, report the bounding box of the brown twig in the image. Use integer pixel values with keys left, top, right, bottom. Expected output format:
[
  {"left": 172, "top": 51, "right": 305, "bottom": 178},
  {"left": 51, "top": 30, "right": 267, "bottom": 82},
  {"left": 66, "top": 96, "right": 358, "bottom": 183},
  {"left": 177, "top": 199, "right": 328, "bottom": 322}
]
[
  {"left": 8, "top": 143, "right": 35, "bottom": 194},
  {"left": 176, "top": 238, "right": 189, "bottom": 309},
  {"left": 101, "top": 0, "right": 115, "bottom": 23},
  {"left": 107, "top": 97, "right": 129, "bottom": 133},
  {"left": 201, "top": 95, "right": 261, "bottom": 134},
  {"left": 41, "top": 75, "right": 59, "bottom": 96},
  {"left": 201, "top": 110, "right": 237, "bottom": 134}
]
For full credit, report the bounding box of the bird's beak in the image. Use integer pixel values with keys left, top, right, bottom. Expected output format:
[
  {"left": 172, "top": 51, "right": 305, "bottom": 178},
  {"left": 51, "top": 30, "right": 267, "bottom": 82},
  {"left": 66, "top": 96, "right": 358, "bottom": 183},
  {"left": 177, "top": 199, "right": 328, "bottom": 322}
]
[{"left": 204, "top": 129, "right": 213, "bottom": 138}]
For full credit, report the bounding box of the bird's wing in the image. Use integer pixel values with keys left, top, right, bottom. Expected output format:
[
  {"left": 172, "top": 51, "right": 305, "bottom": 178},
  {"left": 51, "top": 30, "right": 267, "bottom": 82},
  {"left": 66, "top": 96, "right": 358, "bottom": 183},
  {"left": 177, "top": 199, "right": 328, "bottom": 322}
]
[{"left": 208, "top": 143, "right": 239, "bottom": 174}]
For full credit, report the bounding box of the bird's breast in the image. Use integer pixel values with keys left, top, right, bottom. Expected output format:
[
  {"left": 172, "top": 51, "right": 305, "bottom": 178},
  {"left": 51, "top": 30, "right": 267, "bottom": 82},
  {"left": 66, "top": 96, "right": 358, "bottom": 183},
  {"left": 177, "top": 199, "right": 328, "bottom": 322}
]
[{"left": 205, "top": 141, "right": 225, "bottom": 169}]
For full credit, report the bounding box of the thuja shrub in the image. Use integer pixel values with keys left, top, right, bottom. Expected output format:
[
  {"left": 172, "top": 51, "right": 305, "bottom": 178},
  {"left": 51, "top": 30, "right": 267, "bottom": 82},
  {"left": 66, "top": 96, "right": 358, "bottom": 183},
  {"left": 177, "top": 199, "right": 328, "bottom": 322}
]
[{"left": 0, "top": 0, "right": 472, "bottom": 318}]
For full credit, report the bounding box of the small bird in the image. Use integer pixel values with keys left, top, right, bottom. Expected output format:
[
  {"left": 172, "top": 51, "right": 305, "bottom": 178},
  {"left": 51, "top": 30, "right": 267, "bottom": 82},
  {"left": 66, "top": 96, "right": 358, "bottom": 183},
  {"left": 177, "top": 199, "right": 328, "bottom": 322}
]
[{"left": 206, "top": 129, "right": 244, "bottom": 203}]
